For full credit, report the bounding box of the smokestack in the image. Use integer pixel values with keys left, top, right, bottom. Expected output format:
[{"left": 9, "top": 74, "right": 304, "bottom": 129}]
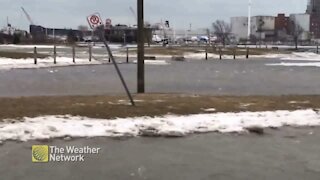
[{"left": 248, "top": 0, "right": 252, "bottom": 38}]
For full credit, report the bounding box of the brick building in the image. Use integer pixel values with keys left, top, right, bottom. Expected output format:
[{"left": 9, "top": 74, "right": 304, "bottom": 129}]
[
  {"left": 307, "top": 0, "right": 320, "bottom": 38},
  {"left": 275, "top": 14, "right": 290, "bottom": 40}
]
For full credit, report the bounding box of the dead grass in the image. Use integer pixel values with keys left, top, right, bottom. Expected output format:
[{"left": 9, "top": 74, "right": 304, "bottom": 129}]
[
  {"left": 124, "top": 47, "right": 289, "bottom": 56},
  {"left": 0, "top": 94, "right": 319, "bottom": 121},
  {"left": 0, "top": 51, "right": 49, "bottom": 59},
  {"left": 207, "top": 48, "right": 290, "bottom": 56}
]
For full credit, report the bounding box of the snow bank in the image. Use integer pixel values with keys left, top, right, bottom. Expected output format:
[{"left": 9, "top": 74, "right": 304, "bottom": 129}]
[
  {"left": 279, "top": 52, "right": 320, "bottom": 61},
  {"left": 132, "top": 60, "right": 169, "bottom": 65},
  {"left": 0, "top": 109, "right": 319, "bottom": 141},
  {"left": 0, "top": 44, "right": 67, "bottom": 49},
  {"left": 266, "top": 62, "right": 320, "bottom": 67},
  {"left": 0, "top": 57, "right": 101, "bottom": 70}
]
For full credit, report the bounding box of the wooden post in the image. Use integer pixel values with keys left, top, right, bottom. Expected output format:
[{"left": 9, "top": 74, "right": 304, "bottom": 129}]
[
  {"left": 89, "top": 45, "right": 92, "bottom": 62},
  {"left": 34, "top": 47, "right": 37, "bottom": 64},
  {"left": 53, "top": 45, "right": 57, "bottom": 64},
  {"left": 126, "top": 47, "right": 129, "bottom": 63},
  {"left": 72, "top": 46, "right": 75, "bottom": 63},
  {"left": 205, "top": 47, "right": 208, "bottom": 60},
  {"left": 219, "top": 48, "right": 222, "bottom": 60},
  {"left": 233, "top": 48, "right": 236, "bottom": 60},
  {"left": 246, "top": 48, "right": 249, "bottom": 59}
]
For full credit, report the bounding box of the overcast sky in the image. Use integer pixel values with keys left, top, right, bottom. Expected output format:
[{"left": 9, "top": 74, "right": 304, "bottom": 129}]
[{"left": 0, "top": 0, "right": 308, "bottom": 31}]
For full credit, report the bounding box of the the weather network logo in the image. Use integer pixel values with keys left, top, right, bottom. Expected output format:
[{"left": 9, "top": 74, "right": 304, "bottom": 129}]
[{"left": 32, "top": 145, "right": 49, "bottom": 163}]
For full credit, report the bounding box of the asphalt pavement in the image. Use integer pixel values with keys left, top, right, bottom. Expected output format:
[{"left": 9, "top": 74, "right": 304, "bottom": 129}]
[
  {"left": 0, "top": 59, "right": 320, "bottom": 97},
  {"left": 1, "top": 127, "right": 320, "bottom": 180}
]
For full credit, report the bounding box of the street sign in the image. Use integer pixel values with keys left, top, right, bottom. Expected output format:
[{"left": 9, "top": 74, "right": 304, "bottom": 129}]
[
  {"left": 105, "top": 18, "right": 112, "bottom": 29},
  {"left": 87, "top": 13, "right": 103, "bottom": 29},
  {"left": 85, "top": 13, "right": 135, "bottom": 106},
  {"left": 106, "top": 18, "right": 112, "bottom": 26}
]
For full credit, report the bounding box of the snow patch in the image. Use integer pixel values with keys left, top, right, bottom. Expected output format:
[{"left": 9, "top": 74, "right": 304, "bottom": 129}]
[
  {"left": 266, "top": 62, "right": 320, "bottom": 67},
  {"left": 133, "top": 60, "right": 169, "bottom": 65},
  {"left": 0, "top": 109, "right": 320, "bottom": 141},
  {"left": 0, "top": 57, "right": 101, "bottom": 70},
  {"left": 203, "top": 108, "right": 216, "bottom": 112},
  {"left": 0, "top": 44, "right": 67, "bottom": 49}
]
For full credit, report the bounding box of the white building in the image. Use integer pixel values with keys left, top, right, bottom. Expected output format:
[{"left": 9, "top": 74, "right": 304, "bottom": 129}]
[
  {"left": 251, "top": 16, "right": 275, "bottom": 40},
  {"left": 231, "top": 16, "right": 275, "bottom": 41},
  {"left": 289, "top": 14, "right": 310, "bottom": 40},
  {"left": 231, "top": 17, "right": 248, "bottom": 41}
]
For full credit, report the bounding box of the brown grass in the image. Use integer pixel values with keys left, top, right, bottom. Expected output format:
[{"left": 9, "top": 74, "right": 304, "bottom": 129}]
[
  {"left": 0, "top": 51, "right": 49, "bottom": 59},
  {"left": 0, "top": 94, "right": 319, "bottom": 121},
  {"left": 124, "top": 47, "right": 289, "bottom": 56}
]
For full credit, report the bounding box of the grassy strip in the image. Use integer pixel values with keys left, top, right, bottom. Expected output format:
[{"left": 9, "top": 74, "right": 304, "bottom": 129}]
[
  {"left": 124, "top": 47, "right": 289, "bottom": 56},
  {"left": 0, "top": 94, "right": 319, "bottom": 121},
  {"left": 0, "top": 51, "right": 49, "bottom": 59}
]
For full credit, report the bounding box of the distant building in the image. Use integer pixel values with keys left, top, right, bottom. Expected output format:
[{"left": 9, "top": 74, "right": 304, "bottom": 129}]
[
  {"left": 30, "top": 25, "right": 82, "bottom": 43},
  {"left": 307, "top": 0, "right": 320, "bottom": 15},
  {"left": 30, "top": 24, "right": 153, "bottom": 43},
  {"left": 231, "top": 16, "right": 276, "bottom": 41},
  {"left": 307, "top": 0, "right": 320, "bottom": 38},
  {"left": 289, "top": 14, "right": 310, "bottom": 40},
  {"left": 0, "top": 33, "right": 13, "bottom": 44},
  {"left": 251, "top": 16, "right": 275, "bottom": 40},
  {"left": 275, "top": 14, "right": 290, "bottom": 40},
  {"left": 231, "top": 17, "right": 248, "bottom": 41},
  {"left": 310, "top": 14, "right": 320, "bottom": 38}
]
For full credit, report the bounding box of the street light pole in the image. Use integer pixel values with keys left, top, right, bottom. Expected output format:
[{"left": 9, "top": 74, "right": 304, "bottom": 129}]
[
  {"left": 248, "top": 0, "right": 252, "bottom": 39},
  {"left": 137, "top": 0, "right": 145, "bottom": 93}
]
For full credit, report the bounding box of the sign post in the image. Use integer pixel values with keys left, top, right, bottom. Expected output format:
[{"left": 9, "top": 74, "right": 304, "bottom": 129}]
[{"left": 87, "top": 13, "right": 135, "bottom": 106}]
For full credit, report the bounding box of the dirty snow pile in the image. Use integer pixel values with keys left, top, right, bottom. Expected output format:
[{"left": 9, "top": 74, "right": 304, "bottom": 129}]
[
  {"left": 133, "top": 60, "right": 169, "bottom": 65},
  {"left": 0, "top": 109, "right": 320, "bottom": 142},
  {"left": 267, "top": 62, "right": 320, "bottom": 67},
  {"left": 279, "top": 52, "right": 320, "bottom": 61},
  {"left": 0, "top": 57, "right": 101, "bottom": 70},
  {"left": 265, "top": 52, "right": 320, "bottom": 67},
  {"left": 0, "top": 44, "right": 67, "bottom": 49}
]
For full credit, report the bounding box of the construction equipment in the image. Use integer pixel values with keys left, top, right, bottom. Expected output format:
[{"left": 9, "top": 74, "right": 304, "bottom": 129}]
[
  {"left": 21, "top": 7, "right": 35, "bottom": 25},
  {"left": 129, "top": 6, "right": 137, "bottom": 22}
]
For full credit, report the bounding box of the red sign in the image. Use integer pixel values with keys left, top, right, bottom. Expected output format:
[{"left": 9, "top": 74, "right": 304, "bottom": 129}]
[{"left": 87, "top": 13, "right": 103, "bottom": 29}]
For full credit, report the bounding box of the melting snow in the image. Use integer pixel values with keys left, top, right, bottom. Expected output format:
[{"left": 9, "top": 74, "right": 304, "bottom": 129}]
[
  {"left": 0, "top": 109, "right": 319, "bottom": 142},
  {"left": 266, "top": 62, "right": 320, "bottom": 67},
  {"left": 0, "top": 57, "right": 101, "bottom": 70}
]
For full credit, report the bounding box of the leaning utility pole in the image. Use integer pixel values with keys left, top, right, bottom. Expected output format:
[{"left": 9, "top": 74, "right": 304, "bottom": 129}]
[{"left": 137, "top": 0, "right": 145, "bottom": 93}]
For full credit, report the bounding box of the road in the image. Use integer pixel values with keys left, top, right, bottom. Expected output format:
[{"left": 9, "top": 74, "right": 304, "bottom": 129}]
[
  {"left": 0, "top": 58, "right": 319, "bottom": 97},
  {"left": 1, "top": 127, "right": 320, "bottom": 180}
]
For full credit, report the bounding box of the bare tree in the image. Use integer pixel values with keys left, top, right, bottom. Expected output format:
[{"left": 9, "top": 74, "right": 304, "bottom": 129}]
[
  {"left": 212, "top": 20, "right": 231, "bottom": 46},
  {"left": 290, "top": 21, "right": 304, "bottom": 50}
]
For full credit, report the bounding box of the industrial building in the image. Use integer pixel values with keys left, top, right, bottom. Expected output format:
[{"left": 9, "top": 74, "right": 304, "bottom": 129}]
[
  {"left": 231, "top": 17, "right": 248, "bottom": 41},
  {"left": 29, "top": 24, "right": 153, "bottom": 44},
  {"left": 289, "top": 14, "right": 310, "bottom": 40},
  {"left": 307, "top": 0, "right": 320, "bottom": 38},
  {"left": 231, "top": 16, "right": 276, "bottom": 41},
  {"left": 251, "top": 16, "right": 275, "bottom": 40},
  {"left": 230, "top": 0, "right": 320, "bottom": 42},
  {"left": 307, "top": 0, "right": 320, "bottom": 15},
  {"left": 274, "top": 14, "right": 290, "bottom": 40}
]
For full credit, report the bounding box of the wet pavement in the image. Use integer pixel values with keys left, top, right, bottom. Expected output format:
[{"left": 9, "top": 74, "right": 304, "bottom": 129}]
[
  {"left": 0, "top": 58, "right": 319, "bottom": 97},
  {"left": 1, "top": 127, "right": 320, "bottom": 180}
]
